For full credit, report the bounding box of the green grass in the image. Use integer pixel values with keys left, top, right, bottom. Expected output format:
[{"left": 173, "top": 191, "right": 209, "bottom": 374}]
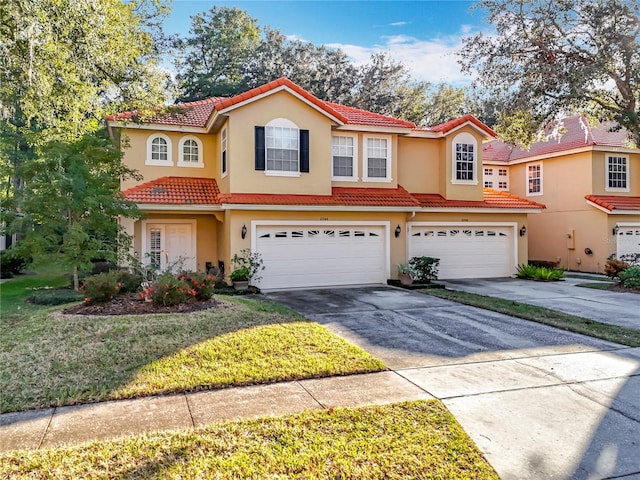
[
  {"left": 422, "top": 289, "right": 640, "bottom": 347},
  {"left": 0, "top": 267, "right": 71, "bottom": 317},
  {"left": 0, "top": 401, "right": 498, "bottom": 479},
  {"left": 576, "top": 282, "right": 616, "bottom": 290},
  {"left": 1, "top": 297, "right": 385, "bottom": 413},
  {"left": 565, "top": 274, "right": 613, "bottom": 282}
]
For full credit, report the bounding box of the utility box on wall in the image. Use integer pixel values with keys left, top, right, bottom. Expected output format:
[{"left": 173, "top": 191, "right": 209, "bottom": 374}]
[{"left": 566, "top": 230, "right": 575, "bottom": 250}]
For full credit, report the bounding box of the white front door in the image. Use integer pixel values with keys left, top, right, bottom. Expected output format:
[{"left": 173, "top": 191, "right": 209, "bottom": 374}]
[
  {"left": 617, "top": 224, "right": 640, "bottom": 259},
  {"left": 408, "top": 223, "right": 516, "bottom": 279},
  {"left": 146, "top": 222, "right": 196, "bottom": 272},
  {"left": 254, "top": 223, "right": 388, "bottom": 290}
]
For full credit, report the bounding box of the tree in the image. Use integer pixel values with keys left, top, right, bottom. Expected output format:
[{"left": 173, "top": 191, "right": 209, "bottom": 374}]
[
  {"left": 175, "top": 6, "right": 261, "bottom": 101},
  {"left": 459, "top": 0, "right": 640, "bottom": 147},
  {"left": 423, "top": 84, "right": 467, "bottom": 126},
  {"left": 10, "top": 131, "right": 142, "bottom": 290}
]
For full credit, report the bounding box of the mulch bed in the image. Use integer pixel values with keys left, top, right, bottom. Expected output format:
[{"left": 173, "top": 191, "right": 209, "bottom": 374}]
[{"left": 63, "top": 293, "right": 219, "bottom": 316}]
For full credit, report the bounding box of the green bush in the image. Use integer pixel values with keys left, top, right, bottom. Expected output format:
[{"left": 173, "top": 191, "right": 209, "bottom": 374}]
[
  {"left": 408, "top": 256, "right": 440, "bottom": 283},
  {"left": 516, "top": 264, "right": 564, "bottom": 281},
  {"left": 80, "top": 271, "right": 122, "bottom": 304},
  {"left": 27, "top": 288, "right": 84, "bottom": 305},
  {"left": 0, "top": 247, "right": 31, "bottom": 277},
  {"left": 116, "top": 270, "right": 143, "bottom": 293},
  {"left": 178, "top": 272, "right": 215, "bottom": 300},
  {"left": 148, "top": 273, "right": 193, "bottom": 306},
  {"left": 619, "top": 266, "right": 640, "bottom": 289}
]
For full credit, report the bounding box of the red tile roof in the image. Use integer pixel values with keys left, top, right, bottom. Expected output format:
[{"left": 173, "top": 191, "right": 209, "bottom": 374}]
[
  {"left": 483, "top": 115, "right": 634, "bottom": 162},
  {"left": 105, "top": 98, "right": 221, "bottom": 128},
  {"left": 429, "top": 114, "right": 497, "bottom": 137},
  {"left": 218, "top": 186, "right": 422, "bottom": 207},
  {"left": 123, "top": 177, "right": 543, "bottom": 210},
  {"left": 413, "top": 189, "right": 545, "bottom": 210},
  {"left": 122, "top": 177, "right": 220, "bottom": 204},
  {"left": 108, "top": 77, "right": 492, "bottom": 132},
  {"left": 585, "top": 195, "right": 640, "bottom": 212}
]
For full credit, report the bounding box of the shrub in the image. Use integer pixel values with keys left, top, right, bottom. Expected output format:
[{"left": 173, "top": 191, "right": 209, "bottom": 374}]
[
  {"left": 81, "top": 271, "right": 122, "bottom": 304},
  {"left": 619, "top": 266, "right": 640, "bottom": 289},
  {"left": 27, "top": 288, "right": 84, "bottom": 305},
  {"left": 408, "top": 256, "right": 440, "bottom": 283},
  {"left": 178, "top": 272, "right": 215, "bottom": 300},
  {"left": 230, "top": 249, "right": 265, "bottom": 284},
  {"left": 147, "top": 273, "right": 194, "bottom": 306},
  {"left": 604, "top": 258, "right": 629, "bottom": 281},
  {"left": 116, "top": 270, "right": 143, "bottom": 294},
  {"left": 0, "top": 247, "right": 30, "bottom": 277},
  {"left": 517, "top": 264, "right": 564, "bottom": 281},
  {"left": 90, "top": 261, "right": 119, "bottom": 275}
]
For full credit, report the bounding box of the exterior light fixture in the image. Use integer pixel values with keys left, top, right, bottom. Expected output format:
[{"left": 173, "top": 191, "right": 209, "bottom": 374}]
[
  {"left": 395, "top": 225, "right": 401, "bottom": 238},
  {"left": 519, "top": 225, "right": 526, "bottom": 237},
  {"left": 612, "top": 225, "right": 619, "bottom": 236},
  {"left": 241, "top": 224, "right": 247, "bottom": 239}
]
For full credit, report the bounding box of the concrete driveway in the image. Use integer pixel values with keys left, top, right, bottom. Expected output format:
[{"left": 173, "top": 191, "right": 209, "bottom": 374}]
[
  {"left": 441, "top": 277, "right": 640, "bottom": 330},
  {"left": 268, "top": 286, "right": 640, "bottom": 480}
]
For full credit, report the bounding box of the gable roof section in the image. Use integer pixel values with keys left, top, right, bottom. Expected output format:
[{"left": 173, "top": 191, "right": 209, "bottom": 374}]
[
  {"left": 325, "top": 102, "right": 416, "bottom": 129},
  {"left": 428, "top": 114, "right": 497, "bottom": 138},
  {"left": 413, "top": 189, "right": 545, "bottom": 210},
  {"left": 122, "top": 177, "right": 220, "bottom": 205},
  {"left": 484, "top": 115, "right": 635, "bottom": 162},
  {"left": 105, "top": 98, "right": 221, "bottom": 128},
  {"left": 585, "top": 195, "right": 640, "bottom": 212}
]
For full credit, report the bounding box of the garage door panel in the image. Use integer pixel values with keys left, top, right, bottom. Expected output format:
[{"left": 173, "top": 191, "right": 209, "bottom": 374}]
[
  {"left": 255, "top": 225, "right": 386, "bottom": 289},
  {"left": 409, "top": 225, "right": 514, "bottom": 279},
  {"left": 617, "top": 226, "right": 640, "bottom": 258}
]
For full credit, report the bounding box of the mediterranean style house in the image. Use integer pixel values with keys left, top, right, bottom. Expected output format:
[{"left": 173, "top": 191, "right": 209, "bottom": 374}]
[
  {"left": 483, "top": 115, "right": 640, "bottom": 273},
  {"left": 106, "top": 77, "right": 544, "bottom": 289}
]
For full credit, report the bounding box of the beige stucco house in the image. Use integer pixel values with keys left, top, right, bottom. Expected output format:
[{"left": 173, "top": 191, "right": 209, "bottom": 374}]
[
  {"left": 483, "top": 115, "right": 640, "bottom": 273},
  {"left": 106, "top": 78, "right": 544, "bottom": 289}
]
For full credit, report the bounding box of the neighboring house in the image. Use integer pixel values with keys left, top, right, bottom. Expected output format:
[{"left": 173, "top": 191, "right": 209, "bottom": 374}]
[
  {"left": 483, "top": 115, "right": 640, "bottom": 273},
  {"left": 106, "top": 78, "right": 543, "bottom": 289}
]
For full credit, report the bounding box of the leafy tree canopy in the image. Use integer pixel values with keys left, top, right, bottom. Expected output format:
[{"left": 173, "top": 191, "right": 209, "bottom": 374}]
[{"left": 459, "top": 0, "right": 640, "bottom": 147}]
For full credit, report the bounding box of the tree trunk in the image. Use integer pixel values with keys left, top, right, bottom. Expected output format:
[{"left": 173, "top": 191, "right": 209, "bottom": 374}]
[{"left": 73, "top": 266, "right": 80, "bottom": 292}]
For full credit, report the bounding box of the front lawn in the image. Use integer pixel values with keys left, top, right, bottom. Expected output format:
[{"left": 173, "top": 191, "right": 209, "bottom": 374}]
[
  {"left": 423, "top": 289, "right": 640, "bottom": 346},
  {"left": 1, "top": 296, "right": 385, "bottom": 413},
  {"left": 0, "top": 401, "right": 498, "bottom": 479}
]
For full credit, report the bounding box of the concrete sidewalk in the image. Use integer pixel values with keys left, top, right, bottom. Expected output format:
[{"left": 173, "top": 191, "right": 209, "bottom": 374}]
[{"left": 3, "top": 347, "right": 640, "bottom": 479}]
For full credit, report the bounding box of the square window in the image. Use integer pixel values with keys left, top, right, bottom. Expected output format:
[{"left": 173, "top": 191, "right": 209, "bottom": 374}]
[
  {"left": 332, "top": 136, "right": 355, "bottom": 178},
  {"left": 527, "top": 163, "right": 542, "bottom": 195},
  {"left": 607, "top": 155, "right": 628, "bottom": 190}
]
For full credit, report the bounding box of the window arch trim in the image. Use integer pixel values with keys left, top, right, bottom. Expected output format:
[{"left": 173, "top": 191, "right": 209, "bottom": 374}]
[
  {"left": 146, "top": 133, "right": 173, "bottom": 166},
  {"left": 451, "top": 132, "right": 478, "bottom": 185},
  {"left": 178, "top": 135, "right": 204, "bottom": 168}
]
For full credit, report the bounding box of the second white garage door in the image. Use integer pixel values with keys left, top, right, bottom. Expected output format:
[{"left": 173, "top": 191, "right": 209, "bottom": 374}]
[
  {"left": 408, "top": 224, "right": 516, "bottom": 279},
  {"left": 254, "top": 224, "right": 388, "bottom": 290},
  {"left": 617, "top": 224, "right": 640, "bottom": 259}
]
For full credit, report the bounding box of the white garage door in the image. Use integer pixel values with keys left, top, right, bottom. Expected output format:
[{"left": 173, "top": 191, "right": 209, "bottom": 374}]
[
  {"left": 617, "top": 225, "right": 640, "bottom": 259},
  {"left": 409, "top": 224, "right": 515, "bottom": 279},
  {"left": 254, "top": 224, "right": 387, "bottom": 290}
]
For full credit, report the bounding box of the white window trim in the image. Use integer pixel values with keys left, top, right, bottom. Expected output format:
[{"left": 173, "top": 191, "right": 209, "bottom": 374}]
[
  {"left": 526, "top": 162, "right": 543, "bottom": 196},
  {"left": 221, "top": 127, "right": 228, "bottom": 178},
  {"left": 146, "top": 133, "right": 173, "bottom": 166},
  {"left": 451, "top": 132, "right": 478, "bottom": 185},
  {"left": 177, "top": 135, "right": 204, "bottom": 168},
  {"left": 605, "top": 154, "right": 630, "bottom": 192},
  {"left": 331, "top": 134, "right": 359, "bottom": 181},
  {"left": 363, "top": 134, "right": 392, "bottom": 183},
  {"left": 265, "top": 118, "right": 300, "bottom": 177}
]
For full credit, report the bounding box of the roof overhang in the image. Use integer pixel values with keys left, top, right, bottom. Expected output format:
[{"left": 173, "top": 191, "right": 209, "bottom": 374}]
[
  {"left": 335, "top": 125, "right": 415, "bottom": 135},
  {"left": 105, "top": 121, "right": 208, "bottom": 134},
  {"left": 135, "top": 204, "right": 222, "bottom": 212},
  {"left": 585, "top": 200, "right": 640, "bottom": 215}
]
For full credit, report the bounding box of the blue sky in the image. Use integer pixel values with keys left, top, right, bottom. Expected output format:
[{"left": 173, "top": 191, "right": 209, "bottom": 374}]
[{"left": 165, "top": 1, "right": 483, "bottom": 85}]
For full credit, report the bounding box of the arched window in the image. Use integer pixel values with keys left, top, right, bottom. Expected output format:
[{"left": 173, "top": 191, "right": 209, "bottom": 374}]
[
  {"left": 266, "top": 118, "right": 299, "bottom": 173},
  {"left": 451, "top": 132, "right": 477, "bottom": 184},
  {"left": 178, "top": 136, "right": 204, "bottom": 167},
  {"left": 146, "top": 134, "right": 172, "bottom": 166}
]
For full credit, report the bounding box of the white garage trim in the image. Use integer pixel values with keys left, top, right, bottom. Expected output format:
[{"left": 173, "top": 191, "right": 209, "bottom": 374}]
[
  {"left": 251, "top": 221, "right": 390, "bottom": 290},
  {"left": 407, "top": 222, "right": 518, "bottom": 279}
]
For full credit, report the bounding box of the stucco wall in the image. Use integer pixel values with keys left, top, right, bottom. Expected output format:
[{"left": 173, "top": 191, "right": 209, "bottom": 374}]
[{"left": 397, "top": 137, "right": 440, "bottom": 193}]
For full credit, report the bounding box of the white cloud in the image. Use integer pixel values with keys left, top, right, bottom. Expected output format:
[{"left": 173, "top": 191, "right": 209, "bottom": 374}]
[
  {"left": 327, "top": 30, "right": 474, "bottom": 86},
  {"left": 389, "top": 21, "right": 410, "bottom": 27}
]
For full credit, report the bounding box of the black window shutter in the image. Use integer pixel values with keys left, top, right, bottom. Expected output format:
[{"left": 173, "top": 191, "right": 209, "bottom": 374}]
[
  {"left": 255, "top": 126, "right": 265, "bottom": 171},
  {"left": 300, "top": 129, "right": 309, "bottom": 173}
]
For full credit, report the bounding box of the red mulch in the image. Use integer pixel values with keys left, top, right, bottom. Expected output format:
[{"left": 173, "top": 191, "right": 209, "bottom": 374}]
[{"left": 63, "top": 293, "right": 218, "bottom": 316}]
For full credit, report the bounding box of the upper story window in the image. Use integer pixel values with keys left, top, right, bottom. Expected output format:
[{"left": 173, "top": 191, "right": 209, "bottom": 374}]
[
  {"left": 499, "top": 169, "right": 508, "bottom": 176},
  {"left": 221, "top": 127, "right": 228, "bottom": 177},
  {"left": 146, "top": 134, "right": 172, "bottom": 166},
  {"left": 178, "top": 136, "right": 203, "bottom": 168},
  {"left": 451, "top": 132, "right": 477, "bottom": 184},
  {"left": 332, "top": 135, "right": 358, "bottom": 180},
  {"left": 483, "top": 166, "right": 509, "bottom": 191},
  {"left": 363, "top": 135, "right": 392, "bottom": 182},
  {"left": 606, "top": 155, "right": 629, "bottom": 191},
  {"left": 484, "top": 168, "right": 493, "bottom": 176},
  {"left": 254, "top": 119, "right": 309, "bottom": 176},
  {"left": 527, "top": 163, "right": 543, "bottom": 196}
]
